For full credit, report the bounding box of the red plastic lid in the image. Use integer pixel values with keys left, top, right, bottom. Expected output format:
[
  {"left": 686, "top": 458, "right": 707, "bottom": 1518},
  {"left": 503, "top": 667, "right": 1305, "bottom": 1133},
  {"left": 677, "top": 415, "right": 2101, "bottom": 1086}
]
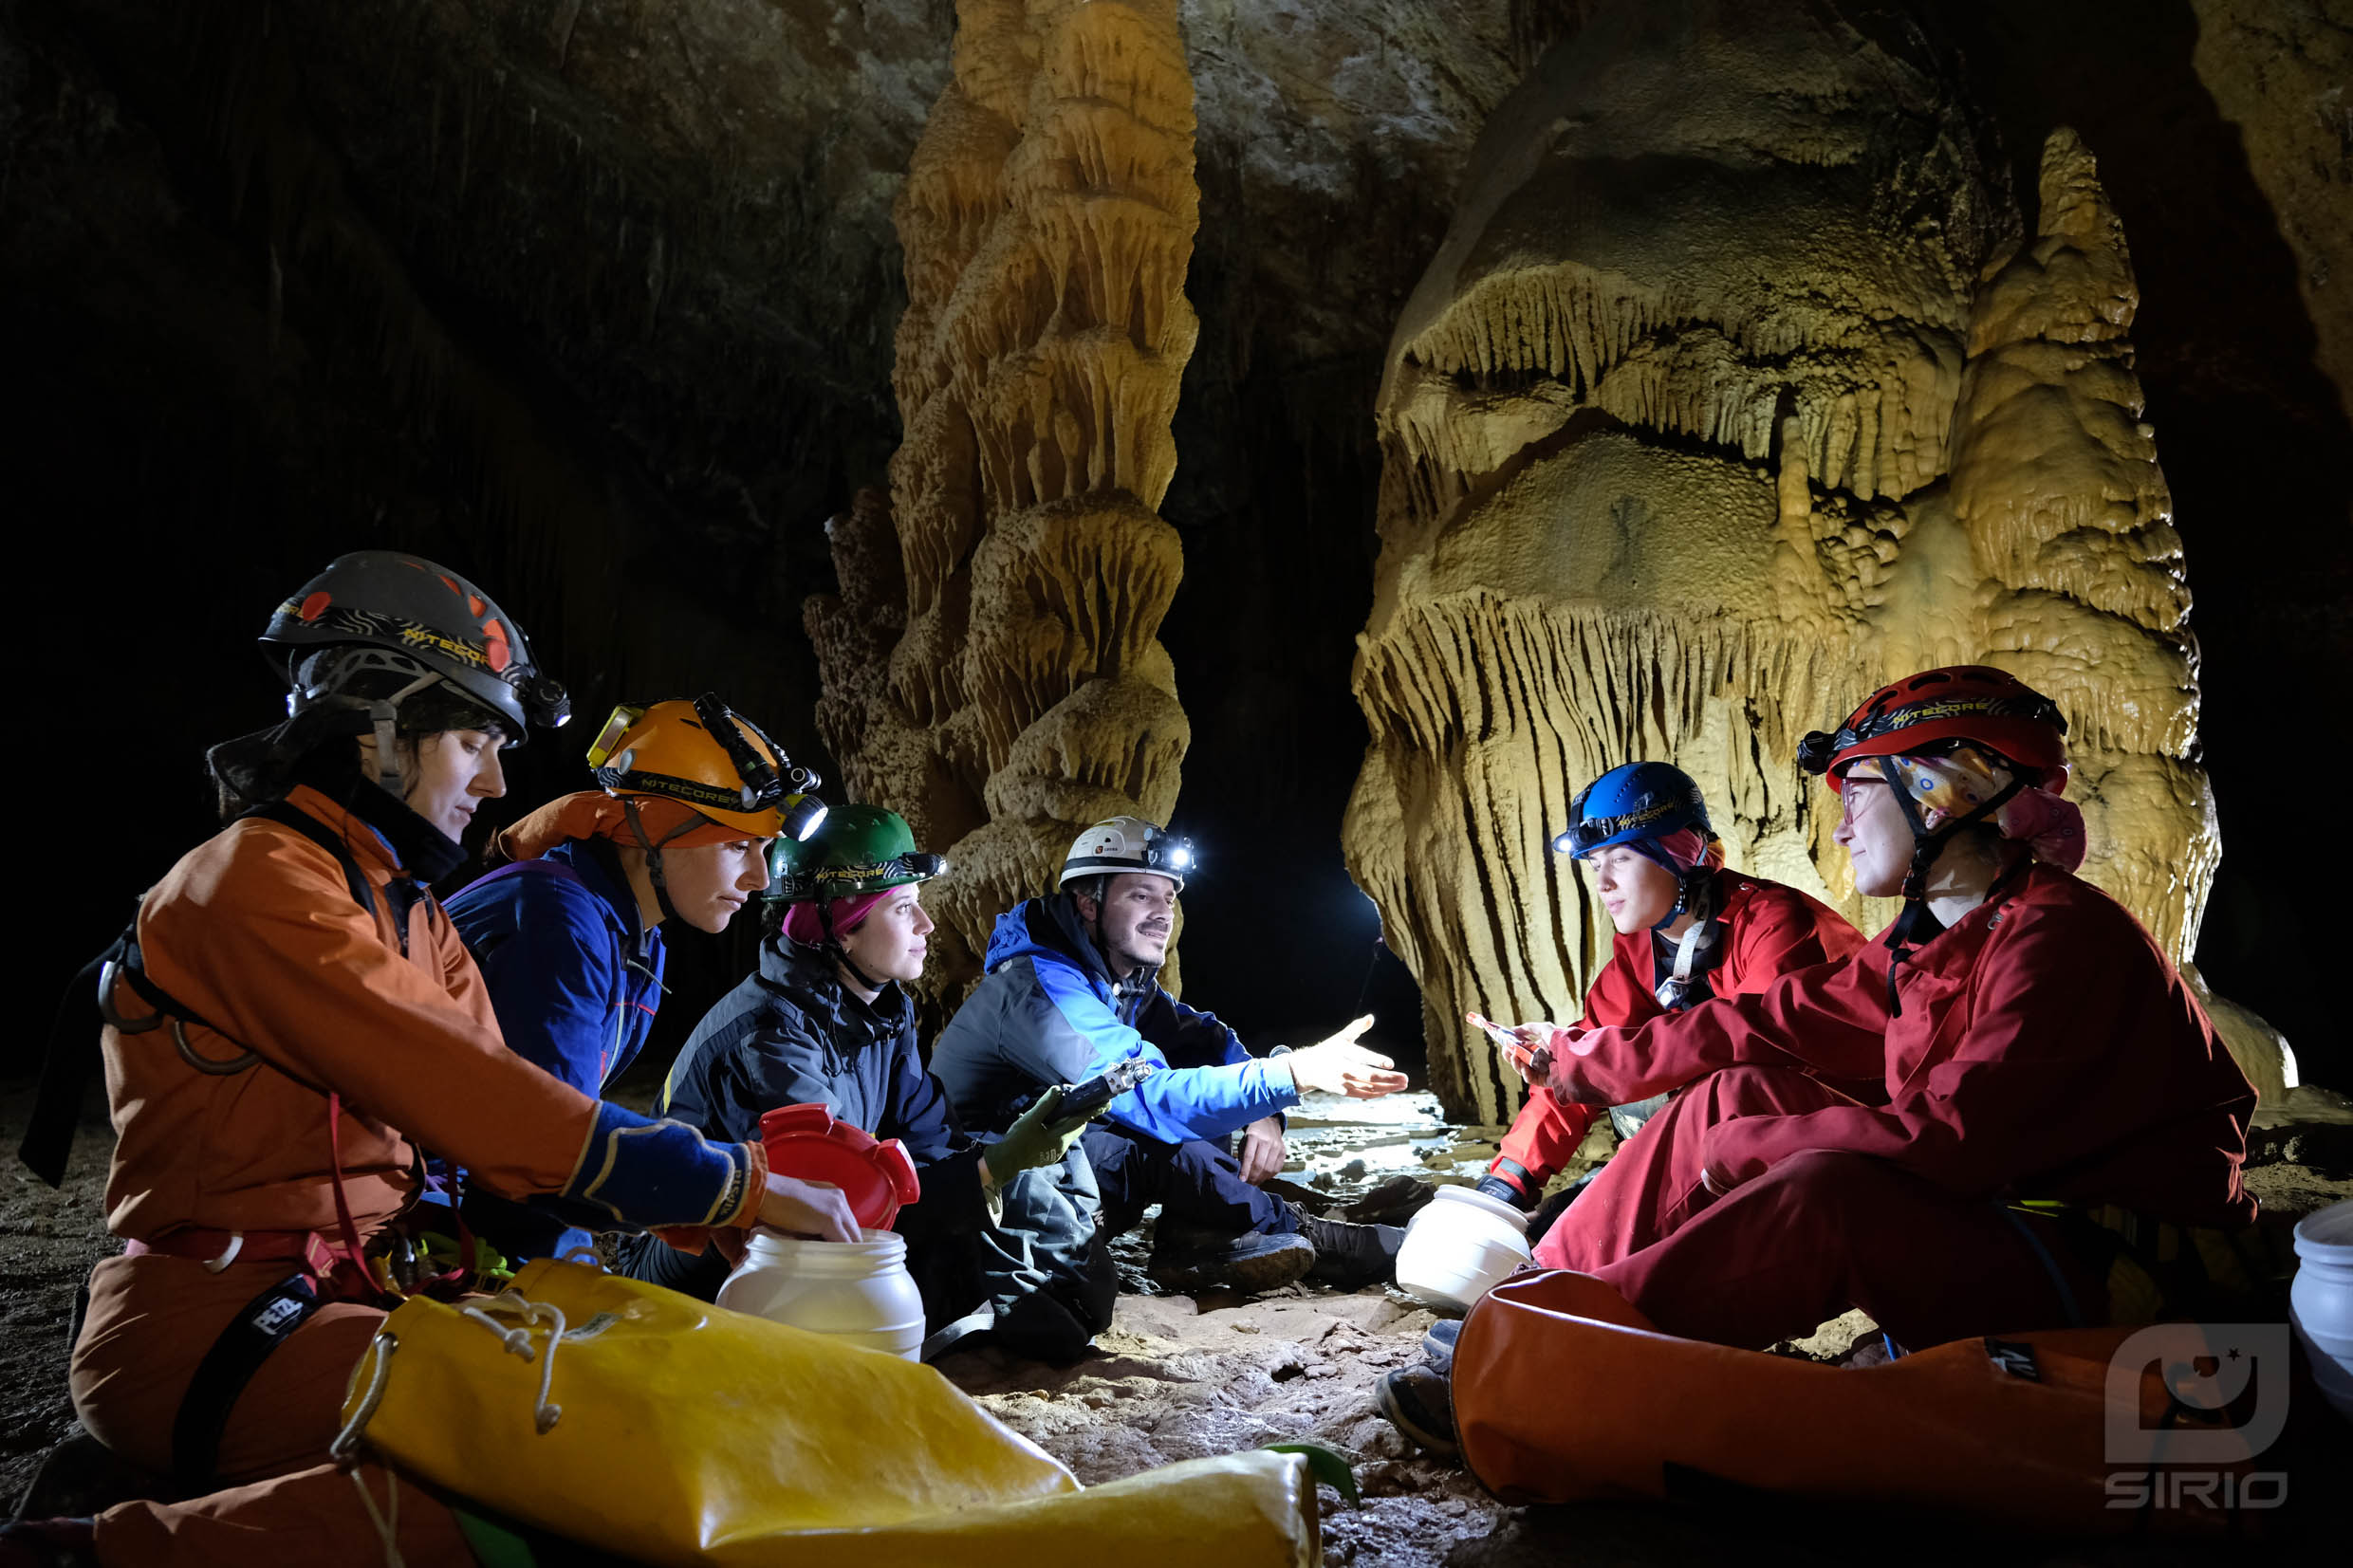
[{"left": 756, "top": 1103, "right": 922, "bottom": 1230}]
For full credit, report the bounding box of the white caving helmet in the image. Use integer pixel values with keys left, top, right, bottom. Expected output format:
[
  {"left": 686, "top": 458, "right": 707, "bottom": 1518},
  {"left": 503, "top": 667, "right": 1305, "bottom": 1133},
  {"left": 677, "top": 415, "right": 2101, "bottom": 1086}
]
[{"left": 1059, "top": 815, "right": 1195, "bottom": 892}]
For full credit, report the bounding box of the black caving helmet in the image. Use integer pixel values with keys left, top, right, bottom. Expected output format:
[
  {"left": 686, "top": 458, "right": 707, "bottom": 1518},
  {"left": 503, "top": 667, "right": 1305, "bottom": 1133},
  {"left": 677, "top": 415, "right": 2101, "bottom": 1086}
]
[{"left": 246, "top": 551, "right": 569, "bottom": 797}]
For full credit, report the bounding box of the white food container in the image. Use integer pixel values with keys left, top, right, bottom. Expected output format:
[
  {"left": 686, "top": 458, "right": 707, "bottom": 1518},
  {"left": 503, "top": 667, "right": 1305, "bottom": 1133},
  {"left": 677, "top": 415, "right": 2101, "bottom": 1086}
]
[
  {"left": 1396, "top": 1184, "right": 1533, "bottom": 1313},
  {"left": 2289, "top": 1197, "right": 2353, "bottom": 1426},
  {"left": 714, "top": 1227, "right": 928, "bottom": 1360}
]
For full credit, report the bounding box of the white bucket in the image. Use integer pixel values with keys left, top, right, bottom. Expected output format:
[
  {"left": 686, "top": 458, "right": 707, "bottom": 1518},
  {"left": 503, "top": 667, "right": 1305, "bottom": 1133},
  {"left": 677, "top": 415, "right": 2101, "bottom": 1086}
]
[
  {"left": 713, "top": 1227, "right": 927, "bottom": 1360},
  {"left": 1396, "top": 1184, "right": 1533, "bottom": 1313},
  {"left": 2290, "top": 1197, "right": 2353, "bottom": 1425}
]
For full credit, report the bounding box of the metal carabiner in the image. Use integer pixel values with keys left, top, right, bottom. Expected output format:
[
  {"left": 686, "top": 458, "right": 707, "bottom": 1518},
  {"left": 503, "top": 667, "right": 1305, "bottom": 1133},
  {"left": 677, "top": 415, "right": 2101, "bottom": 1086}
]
[{"left": 95, "top": 958, "right": 163, "bottom": 1035}]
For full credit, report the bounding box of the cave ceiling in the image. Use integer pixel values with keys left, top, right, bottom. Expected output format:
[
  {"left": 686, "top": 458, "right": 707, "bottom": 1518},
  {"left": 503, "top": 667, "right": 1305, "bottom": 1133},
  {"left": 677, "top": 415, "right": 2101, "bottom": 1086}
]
[{"left": 79, "top": 0, "right": 1550, "bottom": 542}]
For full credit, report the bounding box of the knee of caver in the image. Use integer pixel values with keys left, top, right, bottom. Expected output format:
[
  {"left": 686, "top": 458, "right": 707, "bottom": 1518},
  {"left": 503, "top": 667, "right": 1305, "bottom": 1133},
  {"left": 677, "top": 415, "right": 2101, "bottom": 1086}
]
[{"left": 1758, "top": 1149, "right": 1915, "bottom": 1227}]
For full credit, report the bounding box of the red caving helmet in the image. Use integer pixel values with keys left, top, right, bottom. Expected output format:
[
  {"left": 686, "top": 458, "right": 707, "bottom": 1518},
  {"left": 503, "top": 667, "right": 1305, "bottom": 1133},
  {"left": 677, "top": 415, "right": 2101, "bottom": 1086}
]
[{"left": 1798, "top": 666, "right": 2069, "bottom": 794}]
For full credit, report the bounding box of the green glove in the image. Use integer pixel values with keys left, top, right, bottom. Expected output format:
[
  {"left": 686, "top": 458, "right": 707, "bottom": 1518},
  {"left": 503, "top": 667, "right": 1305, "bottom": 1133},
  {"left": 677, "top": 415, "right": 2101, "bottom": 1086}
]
[{"left": 982, "top": 1085, "right": 1092, "bottom": 1188}]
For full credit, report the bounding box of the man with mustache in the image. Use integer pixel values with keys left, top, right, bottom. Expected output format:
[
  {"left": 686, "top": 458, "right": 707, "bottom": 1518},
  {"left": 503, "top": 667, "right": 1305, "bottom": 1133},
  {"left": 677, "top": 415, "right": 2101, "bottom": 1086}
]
[{"left": 932, "top": 817, "right": 1414, "bottom": 1293}]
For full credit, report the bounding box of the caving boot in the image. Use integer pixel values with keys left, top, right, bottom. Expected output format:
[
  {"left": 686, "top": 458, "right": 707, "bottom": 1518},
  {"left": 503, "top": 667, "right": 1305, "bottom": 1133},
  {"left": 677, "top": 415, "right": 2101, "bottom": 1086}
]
[
  {"left": 1147, "top": 1219, "right": 1317, "bottom": 1294},
  {"left": 1294, "top": 1209, "right": 1404, "bottom": 1290},
  {"left": 1374, "top": 1363, "right": 1460, "bottom": 1461},
  {"left": 1419, "top": 1316, "right": 1462, "bottom": 1373}
]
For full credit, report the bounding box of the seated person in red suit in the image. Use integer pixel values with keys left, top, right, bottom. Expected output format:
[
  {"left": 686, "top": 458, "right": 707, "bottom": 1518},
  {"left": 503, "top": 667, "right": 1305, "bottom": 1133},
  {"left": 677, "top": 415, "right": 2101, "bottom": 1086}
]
[
  {"left": 1380, "top": 669, "right": 2257, "bottom": 1459},
  {"left": 1474, "top": 761, "right": 1862, "bottom": 1227}
]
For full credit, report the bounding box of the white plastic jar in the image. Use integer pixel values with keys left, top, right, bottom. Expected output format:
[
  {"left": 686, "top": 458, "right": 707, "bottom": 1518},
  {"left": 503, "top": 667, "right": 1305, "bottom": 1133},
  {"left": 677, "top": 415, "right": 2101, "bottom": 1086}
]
[
  {"left": 1396, "top": 1184, "right": 1533, "bottom": 1313},
  {"left": 713, "top": 1227, "right": 927, "bottom": 1360},
  {"left": 2289, "top": 1197, "right": 2353, "bottom": 1425}
]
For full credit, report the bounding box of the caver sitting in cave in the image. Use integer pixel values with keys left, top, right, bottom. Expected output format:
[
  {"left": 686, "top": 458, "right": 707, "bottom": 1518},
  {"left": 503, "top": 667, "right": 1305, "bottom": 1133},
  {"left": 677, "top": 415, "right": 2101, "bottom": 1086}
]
[
  {"left": 439, "top": 695, "right": 806, "bottom": 1266},
  {"left": 1377, "top": 667, "right": 2261, "bottom": 1459},
  {"left": 6, "top": 553, "right": 861, "bottom": 1564},
  {"left": 617, "top": 805, "right": 1110, "bottom": 1359},
  {"left": 1472, "top": 761, "right": 1864, "bottom": 1224},
  {"left": 1409, "top": 763, "right": 1863, "bottom": 1376},
  {"left": 930, "top": 816, "right": 1413, "bottom": 1293}
]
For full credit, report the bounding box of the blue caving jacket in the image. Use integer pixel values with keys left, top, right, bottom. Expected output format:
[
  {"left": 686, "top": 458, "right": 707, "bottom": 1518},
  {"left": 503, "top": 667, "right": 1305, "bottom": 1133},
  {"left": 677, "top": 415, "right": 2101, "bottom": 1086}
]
[
  {"left": 444, "top": 836, "right": 666, "bottom": 1259},
  {"left": 929, "top": 893, "right": 1298, "bottom": 1146}
]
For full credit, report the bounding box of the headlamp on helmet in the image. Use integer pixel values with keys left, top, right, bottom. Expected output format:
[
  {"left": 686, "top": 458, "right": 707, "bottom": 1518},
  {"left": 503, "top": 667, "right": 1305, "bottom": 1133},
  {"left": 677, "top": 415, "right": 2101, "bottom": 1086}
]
[
  {"left": 586, "top": 693, "right": 826, "bottom": 838},
  {"left": 765, "top": 805, "right": 944, "bottom": 902},
  {"left": 1554, "top": 763, "right": 1712, "bottom": 860},
  {"left": 1059, "top": 816, "right": 1196, "bottom": 891},
  {"left": 1801, "top": 668, "right": 2069, "bottom": 788}
]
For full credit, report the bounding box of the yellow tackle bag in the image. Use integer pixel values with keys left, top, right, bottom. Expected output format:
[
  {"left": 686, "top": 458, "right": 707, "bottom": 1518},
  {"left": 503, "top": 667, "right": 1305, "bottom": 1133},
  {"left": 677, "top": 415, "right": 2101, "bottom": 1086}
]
[{"left": 334, "top": 1259, "right": 1317, "bottom": 1567}]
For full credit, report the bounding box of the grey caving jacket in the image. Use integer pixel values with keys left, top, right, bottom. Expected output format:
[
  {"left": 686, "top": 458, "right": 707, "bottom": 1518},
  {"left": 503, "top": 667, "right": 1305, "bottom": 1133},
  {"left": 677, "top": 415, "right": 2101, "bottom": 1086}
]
[{"left": 620, "top": 933, "right": 1113, "bottom": 1361}]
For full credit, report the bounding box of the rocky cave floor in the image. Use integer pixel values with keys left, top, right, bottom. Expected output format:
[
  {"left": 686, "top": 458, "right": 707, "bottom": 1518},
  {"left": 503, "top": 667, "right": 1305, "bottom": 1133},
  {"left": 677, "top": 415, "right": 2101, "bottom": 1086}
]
[{"left": 6, "top": 1084, "right": 2351, "bottom": 1565}]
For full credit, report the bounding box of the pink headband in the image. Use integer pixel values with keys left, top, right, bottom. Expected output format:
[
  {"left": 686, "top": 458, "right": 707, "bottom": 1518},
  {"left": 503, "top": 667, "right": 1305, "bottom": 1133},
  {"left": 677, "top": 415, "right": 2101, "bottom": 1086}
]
[
  {"left": 781, "top": 889, "right": 892, "bottom": 949},
  {"left": 1647, "top": 827, "right": 1723, "bottom": 875}
]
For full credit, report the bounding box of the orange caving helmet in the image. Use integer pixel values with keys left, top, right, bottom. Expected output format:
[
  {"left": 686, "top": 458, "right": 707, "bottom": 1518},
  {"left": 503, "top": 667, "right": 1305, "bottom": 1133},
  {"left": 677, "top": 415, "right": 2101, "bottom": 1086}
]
[
  {"left": 584, "top": 695, "right": 827, "bottom": 841},
  {"left": 1798, "top": 666, "right": 2069, "bottom": 794}
]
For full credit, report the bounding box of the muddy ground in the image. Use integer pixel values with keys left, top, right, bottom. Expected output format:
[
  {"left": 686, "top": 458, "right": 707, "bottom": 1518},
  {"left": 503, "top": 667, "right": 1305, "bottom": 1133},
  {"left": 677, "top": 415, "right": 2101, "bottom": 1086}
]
[{"left": 6, "top": 1082, "right": 2350, "bottom": 1565}]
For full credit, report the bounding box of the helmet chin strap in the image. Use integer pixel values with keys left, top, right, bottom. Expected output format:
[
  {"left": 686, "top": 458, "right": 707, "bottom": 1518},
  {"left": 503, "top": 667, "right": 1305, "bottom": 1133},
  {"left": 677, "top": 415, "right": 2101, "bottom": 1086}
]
[
  {"left": 366, "top": 701, "right": 404, "bottom": 796},
  {"left": 1876, "top": 765, "right": 2029, "bottom": 1013},
  {"left": 1653, "top": 864, "right": 1716, "bottom": 932},
  {"left": 356, "top": 672, "right": 442, "bottom": 800},
  {"left": 620, "top": 798, "right": 691, "bottom": 927}
]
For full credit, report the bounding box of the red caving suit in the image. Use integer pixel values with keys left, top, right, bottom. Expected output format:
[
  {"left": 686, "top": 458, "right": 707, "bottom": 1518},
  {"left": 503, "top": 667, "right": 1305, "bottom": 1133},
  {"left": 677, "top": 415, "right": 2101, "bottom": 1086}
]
[
  {"left": 1531, "top": 862, "right": 2257, "bottom": 1350},
  {"left": 1496, "top": 869, "right": 1864, "bottom": 1187}
]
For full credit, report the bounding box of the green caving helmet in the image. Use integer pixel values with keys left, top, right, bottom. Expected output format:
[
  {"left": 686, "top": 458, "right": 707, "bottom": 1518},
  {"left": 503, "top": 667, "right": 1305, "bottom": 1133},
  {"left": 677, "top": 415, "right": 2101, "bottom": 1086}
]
[{"left": 765, "top": 804, "right": 947, "bottom": 903}]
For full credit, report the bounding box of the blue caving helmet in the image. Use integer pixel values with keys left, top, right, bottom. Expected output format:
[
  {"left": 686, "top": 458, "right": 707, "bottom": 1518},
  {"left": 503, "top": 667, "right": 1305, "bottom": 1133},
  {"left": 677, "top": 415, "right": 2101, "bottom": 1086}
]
[
  {"left": 1555, "top": 762, "right": 1712, "bottom": 862},
  {"left": 1554, "top": 763, "right": 1721, "bottom": 932}
]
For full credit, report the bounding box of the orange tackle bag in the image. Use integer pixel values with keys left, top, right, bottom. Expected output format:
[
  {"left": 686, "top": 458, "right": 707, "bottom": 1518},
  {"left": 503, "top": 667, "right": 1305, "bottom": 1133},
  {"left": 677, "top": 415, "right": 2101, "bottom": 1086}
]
[{"left": 1454, "top": 1270, "right": 2283, "bottom": 1535}]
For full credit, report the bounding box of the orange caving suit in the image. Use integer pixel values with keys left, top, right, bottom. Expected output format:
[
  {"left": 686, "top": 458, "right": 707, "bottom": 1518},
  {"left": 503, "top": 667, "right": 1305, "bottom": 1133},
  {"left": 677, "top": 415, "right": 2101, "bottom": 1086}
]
[
  {"left": 1528, "top": 863, "right": 2258, "bottom": 1349},
  {"left": 1494, "top": 869, "right": 1864, "bottom": 1188},
  {"left": 72, "top": 784, "right": 766, "bottom": 1565}
]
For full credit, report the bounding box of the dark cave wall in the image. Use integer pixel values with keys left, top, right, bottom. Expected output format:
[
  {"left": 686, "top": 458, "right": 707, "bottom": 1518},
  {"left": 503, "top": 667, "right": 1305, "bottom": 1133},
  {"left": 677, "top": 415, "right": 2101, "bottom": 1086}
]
[{"left": 5, "top": 0, "right": 2346, "bottom": 1088}]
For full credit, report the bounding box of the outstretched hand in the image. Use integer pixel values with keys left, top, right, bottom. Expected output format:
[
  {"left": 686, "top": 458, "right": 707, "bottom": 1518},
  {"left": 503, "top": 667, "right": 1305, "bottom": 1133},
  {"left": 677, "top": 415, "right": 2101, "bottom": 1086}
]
[{"left": 1287, "top": 1015, "right": 1411, "bottom": 1098}]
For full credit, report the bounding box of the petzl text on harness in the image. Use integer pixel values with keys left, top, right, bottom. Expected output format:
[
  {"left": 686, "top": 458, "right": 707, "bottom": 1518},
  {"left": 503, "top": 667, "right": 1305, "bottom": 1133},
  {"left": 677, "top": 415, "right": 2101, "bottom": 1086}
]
[
  {"left": 335, "top": 1260, "right": 1317, "bottom": 1567},
  {"left": 1452, "top": 1270, "right": 2279, "bottom": 1536}
]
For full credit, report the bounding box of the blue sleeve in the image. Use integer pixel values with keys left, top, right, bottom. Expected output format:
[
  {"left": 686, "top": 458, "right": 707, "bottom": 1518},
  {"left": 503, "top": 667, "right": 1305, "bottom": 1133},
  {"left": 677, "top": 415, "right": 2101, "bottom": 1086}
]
[
  {"left": 561, "top": 1102, "right": 757, "bottom": 1227},
  {"left": 1028, "top": 954, "right": 1297, "bottom": 1145},
  {"left": 454, "top": 876, "right": 619, "bottom": 1095},
  {"left": 1139, "top": 989, "right": 1250, "bottom": 1068},
  {"left": 1144, "top": 991, "right": 1286, "bottom": 1128}
]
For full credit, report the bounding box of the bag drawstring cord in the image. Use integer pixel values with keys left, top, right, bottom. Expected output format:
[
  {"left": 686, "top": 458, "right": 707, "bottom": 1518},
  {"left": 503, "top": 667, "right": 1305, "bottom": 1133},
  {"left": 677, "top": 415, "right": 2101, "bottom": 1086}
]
[
  {"left": 459, "top": 1291, "right": 568, "bottom": 1433},
  {"left": 349, "top": 1467, "right": 405, "bottom": 1568}
]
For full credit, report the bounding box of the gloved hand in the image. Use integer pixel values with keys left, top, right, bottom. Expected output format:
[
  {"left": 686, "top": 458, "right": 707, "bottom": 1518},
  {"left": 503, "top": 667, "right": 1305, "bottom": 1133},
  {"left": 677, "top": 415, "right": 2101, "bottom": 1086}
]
[
  {"left": 981, "top": 1085, "right": 1091, "bottom": 1189},
  {"left": 1473, "top": 1175, "right": 1529, "bottom": 1208}
]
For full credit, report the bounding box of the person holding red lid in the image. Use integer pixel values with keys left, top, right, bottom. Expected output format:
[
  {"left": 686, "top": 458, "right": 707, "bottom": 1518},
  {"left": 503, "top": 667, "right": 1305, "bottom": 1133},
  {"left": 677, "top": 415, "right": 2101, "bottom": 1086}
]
[{"left": 620, "top": 806, "right": 1107, "bottom": 1360}]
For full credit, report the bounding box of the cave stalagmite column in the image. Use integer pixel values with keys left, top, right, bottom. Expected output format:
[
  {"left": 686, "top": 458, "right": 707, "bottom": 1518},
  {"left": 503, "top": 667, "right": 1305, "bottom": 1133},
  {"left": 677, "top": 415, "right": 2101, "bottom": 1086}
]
[
  {"left": 1344, "top": 0, "right": 2289, "bottom": 1123},
  {"left": 806, "top": 1, "right": 1198, "bottom": 1003}
]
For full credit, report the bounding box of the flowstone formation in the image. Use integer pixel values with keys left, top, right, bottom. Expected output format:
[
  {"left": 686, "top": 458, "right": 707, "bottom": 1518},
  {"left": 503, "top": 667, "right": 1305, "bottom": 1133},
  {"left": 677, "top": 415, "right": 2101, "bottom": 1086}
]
[
  {"left": 806, "top": 0, "right": 1197, "bottom": 1003},
  {"left": 1344, "top": 0, "right": 2288, "bottom": 1123}
]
